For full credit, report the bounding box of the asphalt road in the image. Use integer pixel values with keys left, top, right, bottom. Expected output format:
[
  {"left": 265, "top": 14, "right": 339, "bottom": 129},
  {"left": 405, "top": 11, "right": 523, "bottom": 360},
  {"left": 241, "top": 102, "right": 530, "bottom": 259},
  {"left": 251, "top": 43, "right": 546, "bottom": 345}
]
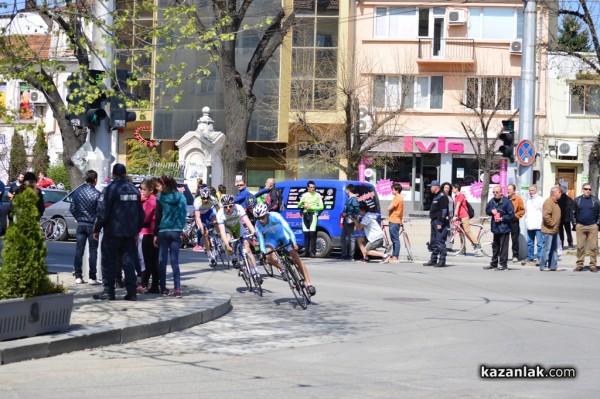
[{"left": 0, "top": 240, "right": 598, "bottom": 398}]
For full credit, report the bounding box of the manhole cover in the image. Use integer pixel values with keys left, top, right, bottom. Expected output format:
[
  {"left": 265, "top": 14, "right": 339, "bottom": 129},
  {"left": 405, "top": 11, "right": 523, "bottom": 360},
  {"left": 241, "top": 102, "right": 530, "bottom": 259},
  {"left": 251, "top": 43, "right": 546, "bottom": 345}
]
[{"left": 384, "top": 297, "right": 430, "bottom": 302}]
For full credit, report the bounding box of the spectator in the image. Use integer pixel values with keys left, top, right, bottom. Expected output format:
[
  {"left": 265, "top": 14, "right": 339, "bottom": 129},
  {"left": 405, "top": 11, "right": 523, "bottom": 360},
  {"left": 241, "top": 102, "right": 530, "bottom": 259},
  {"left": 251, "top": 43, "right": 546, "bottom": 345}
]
[
  {"left": 0, "top": 178, "right": 5, "bottom": 234},
  {"left": 254, "top": 178, "right": 281, "bottom": 212},
  {"left": 539, "top": 186, "right": 562, "bottom": 272},
  {"left": 8, "top": 173, "right": 24, "bottom": 199},
  {"left": 441, "top": 182, "right": 454, "bottom": 250},
  {"left": 523, "top": 185, "right": 544, "bottom": 266},
  {"left": 423, "top": 180, "right": 449, "bottom": 267},
  {"left": 507, "top": 184, "right": 525, "bottom": 262},
  {"left": 138, "top": 177, "right": 160, "bottom": 293},
  {"left": 154, "top": 175, "right": 188, "bottom": 298},
  {"left": 37, "top": 171, "right": 55, "bottom": 188},
  {"left": 298, "top": 180, "right": 324, "bottom": 258},
  {"left": 558, "top": 186, "right": 575, "bottom": 249},
  {"left": 217, "top": 184, "right": 226, "bottom": 203},
  {"left": 233, "top": 179, "right": 251, "bottom": 209},
  {"left": 11, "top": 172, "right": 44, "bottom": 221},
  {"left": 92, "top": 163, "right": 145, "bottom": 301},
  {"left": 571, "top": 183, "right": 600, "bottom": 272},
  {"left": 387, "top": 183, "right": 404, "bottom": 262},
  {"left": 339, "top": 183, "right": 360, "bottom": 261},
  {"left": 69, "top": 170, "right": 101, "bottom": 285},
  {"left": 353, "top": 203, "right": 391, "bottom": 263},
  {"left": 452, "top": 183, "right": 479, "bottom": 252},
  {"left": 483, "top": 185, "right": 514, "bottom": 271}
]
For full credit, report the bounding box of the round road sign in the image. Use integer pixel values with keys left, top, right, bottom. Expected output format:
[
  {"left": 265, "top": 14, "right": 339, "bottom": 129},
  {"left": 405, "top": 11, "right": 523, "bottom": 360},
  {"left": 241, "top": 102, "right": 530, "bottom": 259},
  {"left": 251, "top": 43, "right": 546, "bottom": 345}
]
[{"left": 516, "top": 139, "right": 536, "bottom": 166}]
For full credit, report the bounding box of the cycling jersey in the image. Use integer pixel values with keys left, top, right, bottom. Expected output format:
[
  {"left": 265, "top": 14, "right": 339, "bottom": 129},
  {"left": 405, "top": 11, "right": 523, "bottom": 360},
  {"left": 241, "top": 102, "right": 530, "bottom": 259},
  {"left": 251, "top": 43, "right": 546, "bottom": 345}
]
[
  {"left": 194, "top": 196, "right": 217, "bottom": 226},
  {"left": 216, "top": 204, "right": 246, "bottom": 238},
  {"left": 255, "top": 212, "right": 296, "bottom": 253}
]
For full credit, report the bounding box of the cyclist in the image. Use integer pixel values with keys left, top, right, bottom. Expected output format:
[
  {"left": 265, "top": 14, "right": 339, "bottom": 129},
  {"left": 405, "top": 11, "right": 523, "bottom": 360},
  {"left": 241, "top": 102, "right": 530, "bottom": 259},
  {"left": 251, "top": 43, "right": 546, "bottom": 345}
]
[
  {"left": 217, "top": 194, "right": 260, "bottom": 281},
  {"left": 194, "top": 187, "right": 219, "bottom": 267},
  {"left": 253, "top": 203, "right": 316, "bottom": 296}
]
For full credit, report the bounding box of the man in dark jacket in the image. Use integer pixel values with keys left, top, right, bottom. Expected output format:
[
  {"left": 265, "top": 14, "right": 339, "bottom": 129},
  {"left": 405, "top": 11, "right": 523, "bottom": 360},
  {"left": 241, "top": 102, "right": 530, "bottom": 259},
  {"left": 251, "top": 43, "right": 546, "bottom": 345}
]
[
  {"left": 483, "top": 185, "right": 515, "bottom": 271},
  {"left": 339, "top": 183, "right": 360, "bottom": 260},
  {"left": 571, "top": 183, "right": 600, "bottom": 272},
  {"left": 93, "top": 164, "right": 145, "bottom": 301},
  {"left": 254, "top": 178, "right": 281, "bottom": 212},
  {"left": 423, "top": 180, "right": 449, "bottom": 267},
  {"left": 70, "top": 170, "right": 101, "bottom": 285},
  {"left": 557, "top": 186, "right": 575, "bottom": 249}
]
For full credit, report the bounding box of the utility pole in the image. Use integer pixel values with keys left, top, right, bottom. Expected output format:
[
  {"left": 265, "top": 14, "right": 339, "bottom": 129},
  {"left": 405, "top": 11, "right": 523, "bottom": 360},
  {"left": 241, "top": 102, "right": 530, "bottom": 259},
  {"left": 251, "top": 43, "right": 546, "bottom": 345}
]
[{"left": 517, "top": 0, "right": 536, "bottom": 190}]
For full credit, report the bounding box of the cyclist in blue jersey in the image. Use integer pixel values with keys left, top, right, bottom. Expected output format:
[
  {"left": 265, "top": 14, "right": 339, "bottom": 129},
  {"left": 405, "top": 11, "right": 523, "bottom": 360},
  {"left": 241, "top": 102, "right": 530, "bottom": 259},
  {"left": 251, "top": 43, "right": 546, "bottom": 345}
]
[
  {"left": 194, "top": 187, "right": 219, "bottom": 267},
  {"left": 253, "top": 203, "right": 316, "bottom": 296}
]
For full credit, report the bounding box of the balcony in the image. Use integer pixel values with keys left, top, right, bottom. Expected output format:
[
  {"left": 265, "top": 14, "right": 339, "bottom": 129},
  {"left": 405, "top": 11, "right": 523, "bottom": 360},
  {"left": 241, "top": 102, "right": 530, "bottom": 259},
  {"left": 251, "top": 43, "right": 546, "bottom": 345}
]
[{"left": 417, "top": 38, "right": 475, "bottom": 69}]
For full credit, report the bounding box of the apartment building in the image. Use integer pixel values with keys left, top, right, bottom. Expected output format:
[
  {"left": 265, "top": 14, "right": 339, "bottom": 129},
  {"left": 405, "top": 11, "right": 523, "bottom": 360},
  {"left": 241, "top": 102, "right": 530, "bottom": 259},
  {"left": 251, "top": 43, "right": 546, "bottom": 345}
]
[{"left": 353, "top": 1, "right": 551, "bottom": 210}]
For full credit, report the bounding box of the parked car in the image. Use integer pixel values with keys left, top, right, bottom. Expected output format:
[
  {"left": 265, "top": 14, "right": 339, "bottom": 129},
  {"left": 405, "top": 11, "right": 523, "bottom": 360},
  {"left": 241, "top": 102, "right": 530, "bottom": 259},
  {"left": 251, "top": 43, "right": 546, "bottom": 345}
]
[
  {"left": 42, "top": 180, "right": 195, "bottom": 241},
  {"left": 277, "top": 179, "right": 381, "bottom": 258},
  {"left": 1, "top": 187, "right": 68, "bottom": 235}
]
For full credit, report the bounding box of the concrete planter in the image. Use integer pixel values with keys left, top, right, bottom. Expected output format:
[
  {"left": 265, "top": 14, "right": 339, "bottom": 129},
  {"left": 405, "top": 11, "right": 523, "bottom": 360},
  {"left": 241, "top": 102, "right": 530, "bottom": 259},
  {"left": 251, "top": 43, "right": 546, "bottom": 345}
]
[{"left": 0, "top": 293, "right": 74, "bottom": 341}]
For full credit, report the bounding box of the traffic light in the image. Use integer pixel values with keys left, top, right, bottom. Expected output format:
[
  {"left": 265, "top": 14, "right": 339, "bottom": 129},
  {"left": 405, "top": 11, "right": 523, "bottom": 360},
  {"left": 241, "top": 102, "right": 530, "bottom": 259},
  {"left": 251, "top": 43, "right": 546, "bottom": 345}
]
[
  {"left": 110, "top": 96, "right": 136, "bottom": 129},
  {"left": 498, "top": 120, "right": 515, "bottom": 162},
  {"left": 110, "top": 69, "right": 137, "bottom": 129},
  {"left": 65, "top": 72, "right": 107, "bottom": 128}
]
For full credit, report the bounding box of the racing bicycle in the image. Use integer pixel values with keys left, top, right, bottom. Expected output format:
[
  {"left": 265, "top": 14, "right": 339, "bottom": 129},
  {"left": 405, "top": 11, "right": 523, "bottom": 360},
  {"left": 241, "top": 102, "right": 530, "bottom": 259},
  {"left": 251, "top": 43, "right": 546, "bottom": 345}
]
[
  {"left": 206, "top": 226, "right": 230, "bottom": 269},
  {"left": 266, "top": 243, "right": 311, "bottom": 309},
  {"left": 229, "top": 233, "right": 263, "bottom": 296}
]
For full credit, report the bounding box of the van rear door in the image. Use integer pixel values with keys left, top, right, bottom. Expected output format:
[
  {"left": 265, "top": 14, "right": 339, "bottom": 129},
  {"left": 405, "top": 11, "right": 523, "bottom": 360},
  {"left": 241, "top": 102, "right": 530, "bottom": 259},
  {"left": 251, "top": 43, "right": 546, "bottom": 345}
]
[{"left": 354, "top": 184, "right": 380, "bottom": 215}]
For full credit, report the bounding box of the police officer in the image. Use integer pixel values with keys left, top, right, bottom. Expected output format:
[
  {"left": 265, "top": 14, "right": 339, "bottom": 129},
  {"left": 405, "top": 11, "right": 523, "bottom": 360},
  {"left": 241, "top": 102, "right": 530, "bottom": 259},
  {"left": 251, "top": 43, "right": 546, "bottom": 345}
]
[
  {"left": 92, "top": 164, "right": 145, "bottom": 301},
  {"left": 423, "top": 180, "right": 449, "bottom": 267}
]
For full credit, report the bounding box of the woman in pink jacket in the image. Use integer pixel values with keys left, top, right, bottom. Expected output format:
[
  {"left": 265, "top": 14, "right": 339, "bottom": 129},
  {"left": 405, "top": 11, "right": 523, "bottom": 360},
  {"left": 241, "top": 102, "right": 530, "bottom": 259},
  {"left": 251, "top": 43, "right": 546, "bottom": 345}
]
[{"left": 138, "top": 178, "right": 160, "bottom": 294}]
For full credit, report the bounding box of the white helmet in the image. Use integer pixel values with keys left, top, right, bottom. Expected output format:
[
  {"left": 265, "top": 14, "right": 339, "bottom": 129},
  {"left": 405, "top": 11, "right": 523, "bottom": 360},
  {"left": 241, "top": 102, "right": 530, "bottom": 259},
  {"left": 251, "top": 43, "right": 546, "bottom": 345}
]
[{"left": 253, "top": 203, "right": 269, "bottom": 219}]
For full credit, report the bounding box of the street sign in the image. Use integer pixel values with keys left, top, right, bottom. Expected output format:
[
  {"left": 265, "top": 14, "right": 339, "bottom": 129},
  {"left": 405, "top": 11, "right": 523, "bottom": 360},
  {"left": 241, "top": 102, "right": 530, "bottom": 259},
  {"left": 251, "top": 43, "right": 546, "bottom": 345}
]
[{"left": 516, "top": 139, "right": 536, "bottom": 166}]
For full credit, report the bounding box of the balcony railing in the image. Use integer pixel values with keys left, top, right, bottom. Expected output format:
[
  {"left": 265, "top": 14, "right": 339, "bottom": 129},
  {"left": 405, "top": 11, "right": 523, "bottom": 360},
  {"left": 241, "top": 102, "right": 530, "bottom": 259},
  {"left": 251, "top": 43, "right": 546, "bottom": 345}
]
[{"left": 417, "top": 38, "right": 475, "bottom": 62}]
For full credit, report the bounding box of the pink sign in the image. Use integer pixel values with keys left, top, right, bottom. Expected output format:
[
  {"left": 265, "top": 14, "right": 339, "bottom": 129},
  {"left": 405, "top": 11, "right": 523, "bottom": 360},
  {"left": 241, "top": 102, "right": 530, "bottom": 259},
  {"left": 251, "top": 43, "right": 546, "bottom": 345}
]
[
  {"left": 376, "top": 178, "right": 393, "bottom": 196},
  {"left": 491, "top": 174, "right": 500, "bottom": 184},
  {"left": 499, "top": 158, "right": 508, "bottom": 195},
  {"left": 469, "top": 182, "right": 483, "bottom": 199},
  {"left": 404, "top": 136, "right": 467, "bottom": 154},
  {"left": 358, "top": 159, "right": 366, "bottom": 182}
]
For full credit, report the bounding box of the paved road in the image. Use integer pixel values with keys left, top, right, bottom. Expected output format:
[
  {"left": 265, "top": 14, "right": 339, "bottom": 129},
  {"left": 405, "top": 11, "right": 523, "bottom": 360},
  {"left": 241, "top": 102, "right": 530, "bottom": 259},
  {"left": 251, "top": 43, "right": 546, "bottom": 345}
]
[{"left": 0, "top": 240, "right": 598, "bottom": 399}]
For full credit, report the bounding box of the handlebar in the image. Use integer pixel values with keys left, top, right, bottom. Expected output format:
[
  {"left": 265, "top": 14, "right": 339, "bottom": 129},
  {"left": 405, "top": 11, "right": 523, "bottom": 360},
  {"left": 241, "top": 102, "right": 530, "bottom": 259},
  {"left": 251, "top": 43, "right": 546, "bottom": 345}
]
[{"left": 229, "top": 233, "right": 256, "bottom": 245}]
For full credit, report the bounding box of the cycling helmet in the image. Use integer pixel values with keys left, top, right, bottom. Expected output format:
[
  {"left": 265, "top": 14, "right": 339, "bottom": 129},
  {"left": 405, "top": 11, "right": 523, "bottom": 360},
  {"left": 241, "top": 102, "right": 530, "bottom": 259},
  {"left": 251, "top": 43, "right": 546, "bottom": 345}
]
[
  {"left": 221, "top": 194, "right": 235, "bottom": 206},
  {"left": 253, "top": 203, "right": 269, "bottom": 219},
  {"left": 246, "top": 195, "right": 257, "bottom": 209},
  {"left": 199, "top": 187, "right": 211, "bottom": 199}
]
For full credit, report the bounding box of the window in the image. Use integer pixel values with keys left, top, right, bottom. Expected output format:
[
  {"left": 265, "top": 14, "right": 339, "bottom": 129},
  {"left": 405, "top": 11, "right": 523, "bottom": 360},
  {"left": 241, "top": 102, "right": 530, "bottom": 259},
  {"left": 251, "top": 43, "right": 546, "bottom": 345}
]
[
  {"left": 570, "top": 84, "right": 600, "bottom": 115},
  {"left": 373, "top": 75, "right": 443, "bottom": 109},
  {"left": 468, "top": 8, "right": 523, "bottom": 40},
  {"left": 291, "top": 2, "right": 339, "bottom": 111},
  {"left": 465, "top": 77, "right": 517, "bottom": 111},
  {"left": 374, "top": 7, "right": 416, "bottom": 39}
]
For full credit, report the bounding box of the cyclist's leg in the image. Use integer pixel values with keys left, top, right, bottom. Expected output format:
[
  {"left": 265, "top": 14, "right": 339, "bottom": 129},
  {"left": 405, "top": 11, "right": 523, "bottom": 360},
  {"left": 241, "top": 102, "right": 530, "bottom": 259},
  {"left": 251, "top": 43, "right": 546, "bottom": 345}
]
[
  {"left": 265, "top": 242, "right": 284, "bottom": 272},
  {"left": 288, "top": 243, "right": 313, "bottom": 286}
]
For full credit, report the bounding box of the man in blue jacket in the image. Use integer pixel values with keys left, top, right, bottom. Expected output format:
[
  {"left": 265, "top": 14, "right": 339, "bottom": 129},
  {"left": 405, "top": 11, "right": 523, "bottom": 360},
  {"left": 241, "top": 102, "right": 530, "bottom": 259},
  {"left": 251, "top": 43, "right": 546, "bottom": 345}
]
[
  {"left": 92, "top": 164, "right": 145, "bottom": 301},
  {"left": 483, "top": 185, "right": 515, "bottom": 271}
]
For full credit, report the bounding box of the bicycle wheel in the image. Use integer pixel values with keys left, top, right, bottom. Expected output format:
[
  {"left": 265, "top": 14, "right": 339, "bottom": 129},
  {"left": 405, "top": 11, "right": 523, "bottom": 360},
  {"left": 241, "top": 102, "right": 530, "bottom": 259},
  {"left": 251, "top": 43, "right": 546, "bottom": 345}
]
[
  {"left": 41, "top": 219, "right": 58, "bottom": 240},
  {"left": 402, "top": 232, "right": 413, "bottom": 262},
  {"left": 286, "top": 260, "right": 310, "bottom": 309},
  {"left": 446, "top": 231, "right": 466, "bottom": 256},
  {"left": 250, "top": 265, "right": 263, "bottom": 296},
  {"left": 238, "top": 252, "right": 252, "bottom": 291},
  {"left": 261, "top": 258, "right": 274, "bottom": 277},
  {"left": 477, "top": 228, "right": 494, "bottom": 257},
  {"left": 211, "top": 233, "right": 229, "bottom": 269}
]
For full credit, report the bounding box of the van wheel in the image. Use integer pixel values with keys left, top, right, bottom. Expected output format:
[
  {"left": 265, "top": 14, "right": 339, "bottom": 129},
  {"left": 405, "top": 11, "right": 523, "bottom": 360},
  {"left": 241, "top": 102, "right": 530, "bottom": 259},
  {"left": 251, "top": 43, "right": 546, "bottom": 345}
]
[{"left": 315, "top": 231, "right": 332, "bottom": 258}]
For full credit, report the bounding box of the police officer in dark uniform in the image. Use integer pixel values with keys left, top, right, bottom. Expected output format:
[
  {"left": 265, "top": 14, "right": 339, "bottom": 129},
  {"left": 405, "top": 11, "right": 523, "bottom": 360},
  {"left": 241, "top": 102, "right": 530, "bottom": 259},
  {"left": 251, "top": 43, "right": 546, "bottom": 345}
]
[
  {"left": 423, "top": 180, "right": 449, "bottom": 267},
  {"left": 92, "top": 163, "right": 145, "bottom": 301}
]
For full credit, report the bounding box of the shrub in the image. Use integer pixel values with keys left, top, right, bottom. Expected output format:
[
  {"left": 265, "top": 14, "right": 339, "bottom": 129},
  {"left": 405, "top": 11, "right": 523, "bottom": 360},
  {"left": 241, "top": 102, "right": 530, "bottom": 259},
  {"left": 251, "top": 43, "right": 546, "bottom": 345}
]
[
  {"left": 0, "top": 188, "right": 65, "bottom": 299},
  {"left": 47, "top": 163, "right": 71, "bottom": 191}
]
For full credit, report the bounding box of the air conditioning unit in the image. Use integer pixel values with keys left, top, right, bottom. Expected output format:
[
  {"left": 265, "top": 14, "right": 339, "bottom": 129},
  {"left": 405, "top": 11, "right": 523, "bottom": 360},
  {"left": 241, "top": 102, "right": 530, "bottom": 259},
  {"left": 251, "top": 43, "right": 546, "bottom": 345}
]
[
  {"left": 358, "top": 105, "right": 373, "bottom": 134},
  {"left": 29, "top": 90, "right": 46, "bottom": 103},
  {"left": 509, "top": 39, "right": 522, "bottom": 54},
  {"left": 448, "top": 10, "right": 466, "bottom": 25},
  {"left": 557, "top": 141, "right": 578, "bottom": 157}
]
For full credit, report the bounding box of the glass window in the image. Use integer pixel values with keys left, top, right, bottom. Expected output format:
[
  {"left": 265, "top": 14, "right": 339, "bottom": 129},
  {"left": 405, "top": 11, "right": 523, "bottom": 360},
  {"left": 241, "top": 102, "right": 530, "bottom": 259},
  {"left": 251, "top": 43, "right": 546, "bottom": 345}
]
[
  {"left": 286, "top": 187, "right": 336, "bottom": 210},
  {"left": 374, "top": 7, "right": 416, "bottom": 38},
  {"left": 586, "top": 86, "right": 600, "bottom": 114},
  {"left": 465, "top": 77, "right": 515, "bottom": 111},
  {"left": 374, "top": 7, "right": 387, "bottom": 37},
  {"left": 315, "top": 49, "right": 337, "bottom": 79},
  {"left": 430, "top": 76, "right": 443, "bottom": 109},
  {"left": 418, "top": 8, "right": 429, "bottom": 37},
  {"left": 570, "top": 85, "right": 584, "bottom": 114},
  {"left": 316, "top": 18, "right": 337, "bottom": 47},
  {"left": 415, "top": 77, "right": 429, "bottom": 108},
  {"left": 468, "top": 8, "right": 482, "bottom": 39},
  {"left": 373, "top": 76, "right": 385, "bottom": 108},
  {"left": 513, "top": 78, "right": 521, "bottom": 110},
  {"left": 482, "top": 8, "right": 515, "bottom": 40},
  {"left": 293, "top": 19, "right": 315, "bottom": 47}
]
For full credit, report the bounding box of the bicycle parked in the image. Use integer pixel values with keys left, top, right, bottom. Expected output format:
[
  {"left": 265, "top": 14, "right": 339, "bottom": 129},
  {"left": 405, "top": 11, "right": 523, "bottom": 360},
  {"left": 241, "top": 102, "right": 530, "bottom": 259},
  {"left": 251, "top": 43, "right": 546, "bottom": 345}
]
[
  {"left": 447, "top": 216, "right": 493, "bottom": 257},
  {"left": 40, "top": 217, "right": 65, "bottom": 241},
  {"left": 266, "top": 243, "right": 312, "bottom": 309},
  {"left": 382, "top": 219, "right": 414, "bottom": 262},
  {"left": 229, "top": 233, "right": 263, "bottom": 296}
]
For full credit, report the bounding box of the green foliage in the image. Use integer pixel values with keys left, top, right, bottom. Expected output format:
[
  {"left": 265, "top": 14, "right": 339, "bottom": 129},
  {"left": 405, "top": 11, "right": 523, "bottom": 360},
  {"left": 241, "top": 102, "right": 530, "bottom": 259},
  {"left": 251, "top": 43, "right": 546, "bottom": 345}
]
[
  {"left": 47, "top": 164, "right": 71, "bottom": 191},
  {"left": 126, "top": 139, "right": 162, "bottom": 175},
  {"left": 558, "top": 15, "right": 591, "bottom": 53},
  {"left": 0, "top": 189, "right": 65, "bottom": 299},
  {"left": 31, "top": 126, "right": 50, "bottom": 176},
  {"left": 8, "top": 132, "right": 27, "bottom": 181}
]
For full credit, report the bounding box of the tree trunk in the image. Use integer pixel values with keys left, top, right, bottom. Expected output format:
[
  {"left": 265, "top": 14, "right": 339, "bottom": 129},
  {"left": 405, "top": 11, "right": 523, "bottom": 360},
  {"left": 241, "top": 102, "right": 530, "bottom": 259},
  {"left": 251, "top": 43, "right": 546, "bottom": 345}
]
[
  {"left": 479, "top": 157, "right": 492, "bottom": 216},
  {"left": 345, "top": 153, "right": 359, "bottom": 181},
  {"left": 219, "top": 72, "right": 255, "bottom": 194}
]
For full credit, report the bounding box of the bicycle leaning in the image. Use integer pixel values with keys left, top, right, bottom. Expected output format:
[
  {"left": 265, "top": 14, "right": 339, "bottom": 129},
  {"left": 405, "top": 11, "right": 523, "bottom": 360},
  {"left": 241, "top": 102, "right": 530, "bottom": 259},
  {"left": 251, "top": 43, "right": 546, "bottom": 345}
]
[
  {"left": 382, "top": 220, "right": 414, "bottom": 262},
  {"left": 265, "top": 243, "right": 312, "bottom": 309},
  {"left": 447, "top": 216, "right": 493, "bottom": 257},
  {"left": 229, "top": 233, "right": 263, "bottom": 296},
  {"left": 40, "top": 217, "right": 64, "bottom": 241}
]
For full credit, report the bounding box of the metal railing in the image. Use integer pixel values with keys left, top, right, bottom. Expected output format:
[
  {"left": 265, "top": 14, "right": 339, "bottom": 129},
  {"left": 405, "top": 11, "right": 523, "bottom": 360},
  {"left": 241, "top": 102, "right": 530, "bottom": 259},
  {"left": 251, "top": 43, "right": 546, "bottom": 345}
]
[{"left": 418, "top": 38, "right": 475, "bottom": 62}]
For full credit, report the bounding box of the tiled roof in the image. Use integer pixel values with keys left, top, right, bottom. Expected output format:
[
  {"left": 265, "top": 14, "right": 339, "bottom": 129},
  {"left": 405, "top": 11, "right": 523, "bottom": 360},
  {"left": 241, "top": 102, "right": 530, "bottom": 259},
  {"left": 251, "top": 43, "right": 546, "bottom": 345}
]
[{"left": 0, "top": 34, "right": 51, "bottom": 60}]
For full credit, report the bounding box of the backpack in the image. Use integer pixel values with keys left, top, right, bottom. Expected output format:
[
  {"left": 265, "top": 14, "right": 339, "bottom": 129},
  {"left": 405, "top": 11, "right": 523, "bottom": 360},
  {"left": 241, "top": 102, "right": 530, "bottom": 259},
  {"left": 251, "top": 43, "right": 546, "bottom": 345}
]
[{"left": 466, "top": 200, "right": 475, "bottom": 219}]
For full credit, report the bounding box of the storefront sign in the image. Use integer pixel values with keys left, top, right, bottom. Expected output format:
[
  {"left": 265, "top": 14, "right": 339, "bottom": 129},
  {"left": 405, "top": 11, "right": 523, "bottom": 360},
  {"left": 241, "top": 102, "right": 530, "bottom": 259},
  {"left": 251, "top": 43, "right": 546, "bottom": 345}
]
[
  {"left": 376, "top": 178, "right": 393, "bottom": 196},
  {"left": 404, "top": 136, "right": 473, "bottom": 154},
  {"left": 499, "top": 158, "right": 508, "bottom": 194}
]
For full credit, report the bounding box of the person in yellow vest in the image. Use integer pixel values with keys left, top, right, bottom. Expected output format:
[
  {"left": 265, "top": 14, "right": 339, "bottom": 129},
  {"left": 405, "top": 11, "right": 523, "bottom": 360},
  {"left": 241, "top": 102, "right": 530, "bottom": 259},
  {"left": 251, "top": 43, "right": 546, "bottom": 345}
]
[{"left": 298, "top": 181, "right": 324, "bottom": 258}]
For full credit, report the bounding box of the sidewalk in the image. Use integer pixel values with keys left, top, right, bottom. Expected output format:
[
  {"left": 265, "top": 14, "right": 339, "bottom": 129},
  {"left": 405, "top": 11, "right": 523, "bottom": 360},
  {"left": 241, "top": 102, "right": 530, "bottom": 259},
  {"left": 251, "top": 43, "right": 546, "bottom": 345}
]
[{"left": 0, "top": 273, "right": 231, "bottom": 365}]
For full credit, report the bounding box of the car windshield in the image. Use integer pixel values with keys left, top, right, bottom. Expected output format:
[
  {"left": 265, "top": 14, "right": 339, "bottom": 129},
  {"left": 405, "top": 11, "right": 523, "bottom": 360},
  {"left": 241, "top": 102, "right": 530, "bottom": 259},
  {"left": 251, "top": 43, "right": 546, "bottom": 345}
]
[{"left": 42, "top": 190, "right": 68, "bottom": 204}]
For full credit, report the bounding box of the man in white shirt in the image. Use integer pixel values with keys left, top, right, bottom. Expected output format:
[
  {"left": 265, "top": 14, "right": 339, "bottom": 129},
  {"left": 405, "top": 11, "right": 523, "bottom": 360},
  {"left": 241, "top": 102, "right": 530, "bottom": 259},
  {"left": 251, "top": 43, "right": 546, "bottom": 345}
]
[
  {"left": 353, "top": 203, "right": 391, "bottom": 264},
  {"left": 522, "top": 185, "right": 545, "bottom": 266}
]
